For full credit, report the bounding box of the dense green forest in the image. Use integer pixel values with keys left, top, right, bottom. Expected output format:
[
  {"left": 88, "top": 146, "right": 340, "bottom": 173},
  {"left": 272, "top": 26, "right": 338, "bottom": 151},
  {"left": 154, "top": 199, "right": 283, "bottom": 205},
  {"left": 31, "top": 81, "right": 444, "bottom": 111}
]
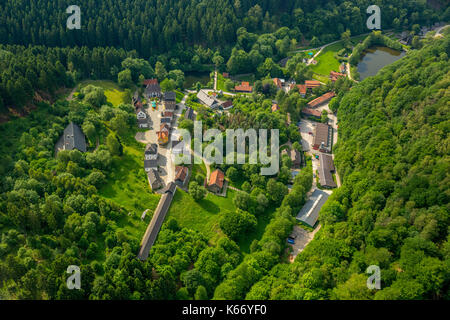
[
  {"left": 0, "top": 45, "right": 136, "bottom": 112},
  {"left": 224, "top": 35, "right": 449, "bottom": 300},
  {"left": 1, "top": 0, "right": 446, "bottom": 113},
  {"left": 0, "top": 0, "right": 444, "bottom": 59}
]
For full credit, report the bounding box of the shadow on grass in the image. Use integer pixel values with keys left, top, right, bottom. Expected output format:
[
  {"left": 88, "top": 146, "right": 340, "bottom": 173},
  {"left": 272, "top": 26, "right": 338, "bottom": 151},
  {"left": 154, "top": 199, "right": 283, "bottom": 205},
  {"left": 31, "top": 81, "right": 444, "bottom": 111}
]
[{"left": 198, "top": 198, "right": 220, "bottom": 214}]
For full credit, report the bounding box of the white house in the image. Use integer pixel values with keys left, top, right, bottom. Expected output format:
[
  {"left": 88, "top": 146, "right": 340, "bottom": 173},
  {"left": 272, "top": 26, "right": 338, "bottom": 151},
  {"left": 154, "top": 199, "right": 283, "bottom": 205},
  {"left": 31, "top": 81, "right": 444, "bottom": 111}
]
[
  {"left": 145, "top": 143, "right": 158, "bottom": 160},
  {"left": 136, "top": 108, "right": 147, "bottom": 120},
  {"left": 197, "top": 90, "right": 219, "bottom": 109}
]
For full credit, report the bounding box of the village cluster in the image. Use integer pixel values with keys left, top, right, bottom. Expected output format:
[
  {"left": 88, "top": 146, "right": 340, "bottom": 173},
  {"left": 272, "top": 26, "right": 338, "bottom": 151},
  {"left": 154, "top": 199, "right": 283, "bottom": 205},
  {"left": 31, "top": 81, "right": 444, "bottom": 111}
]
[{"left": 52, "top": 54, "right": 350, "bottom": 261}]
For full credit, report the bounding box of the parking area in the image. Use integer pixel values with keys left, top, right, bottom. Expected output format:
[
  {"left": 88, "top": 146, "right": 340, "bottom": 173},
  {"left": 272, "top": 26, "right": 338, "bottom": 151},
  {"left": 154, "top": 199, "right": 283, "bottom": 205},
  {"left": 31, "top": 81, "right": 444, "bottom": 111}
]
[
  {"left": 298, "top": 119, "right": 315, "bottom": 152},
  {"left": 288, "top": 224, "right": 321, "bottom": 262}
]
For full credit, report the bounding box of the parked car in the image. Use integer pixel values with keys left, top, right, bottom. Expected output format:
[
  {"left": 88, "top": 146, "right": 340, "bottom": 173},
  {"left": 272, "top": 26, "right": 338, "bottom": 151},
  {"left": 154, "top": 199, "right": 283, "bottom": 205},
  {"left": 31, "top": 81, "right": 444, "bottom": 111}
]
[
  {"left": 287, "top": 238, "right": 295, "bottom": 244},
  {"left": 308, "top": 132, "right": 313, "bottom": 135}
]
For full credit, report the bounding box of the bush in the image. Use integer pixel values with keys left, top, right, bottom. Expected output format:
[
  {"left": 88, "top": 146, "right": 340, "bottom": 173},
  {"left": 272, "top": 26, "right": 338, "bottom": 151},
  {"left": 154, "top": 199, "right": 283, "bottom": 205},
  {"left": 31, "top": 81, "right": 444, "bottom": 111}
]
[
  {"left": 189, "top": 181, "right": 207, "bottom": 201},
  {"left": 219, "top": 209, "right": 257, "bottom": 240}
]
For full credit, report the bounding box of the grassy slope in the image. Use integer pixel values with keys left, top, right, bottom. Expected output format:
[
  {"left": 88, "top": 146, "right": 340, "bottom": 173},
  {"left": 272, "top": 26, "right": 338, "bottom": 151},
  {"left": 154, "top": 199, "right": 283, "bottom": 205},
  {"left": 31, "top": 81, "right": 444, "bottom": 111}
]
[
  {"left": 88, "top": 81, "right": 161, "bottom": 241},
  {"left": 175, "top": 90, "right": 184, "bottom": 103},
  {"left": 79, "top": 80, "right": 128, "bottom": 106},
  {"left": 312, "top": 43, "right": 342, "bottom": 75},
  {"left": 167, "top": 187, "right": 275, "bottom": 254},
  {"left": 167, "top": 189, "right": 236, "bottom": 244},
  {"left": 99, "top": 141, "right": 161, "bottom": 241},
  {"left": 311, "top": 34, "right": 370, "bottom": 77}
]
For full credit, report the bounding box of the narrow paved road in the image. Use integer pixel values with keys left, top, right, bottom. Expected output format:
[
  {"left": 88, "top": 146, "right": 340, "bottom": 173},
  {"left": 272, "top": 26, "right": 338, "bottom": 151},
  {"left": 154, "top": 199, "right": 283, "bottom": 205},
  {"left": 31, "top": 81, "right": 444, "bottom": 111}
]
[
  {"left": 214, "top": 69, "right": 217, "bottom": 91},
  {"left": 187, "top": 144, "right": 211, "bottom": 180},
  {"left": 346, "top": 62, "right": 353, "bottom": 81},
  {"left": 433, "top": 24, "right": 449, "bottom": 37}
]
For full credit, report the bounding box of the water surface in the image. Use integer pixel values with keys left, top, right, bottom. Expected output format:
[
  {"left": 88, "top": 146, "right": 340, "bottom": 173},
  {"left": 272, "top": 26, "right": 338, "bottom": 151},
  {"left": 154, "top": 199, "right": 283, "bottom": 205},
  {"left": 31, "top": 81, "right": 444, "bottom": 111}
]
[
  {"left": 184, "top": 71, "right": 211, "bottom": 88},
  {"left": 357, "top": 46, "right": 406, "bottom": 80}
]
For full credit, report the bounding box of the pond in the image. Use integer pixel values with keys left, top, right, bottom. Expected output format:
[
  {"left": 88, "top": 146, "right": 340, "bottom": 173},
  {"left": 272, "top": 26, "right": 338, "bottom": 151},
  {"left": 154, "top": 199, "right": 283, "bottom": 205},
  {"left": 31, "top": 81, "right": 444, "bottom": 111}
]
[
  {"left": 357, "top": 46, "right": 406, "bottom": 80},
  {"left": 184, "top": 71, "right": 211, "bottom": 88}
]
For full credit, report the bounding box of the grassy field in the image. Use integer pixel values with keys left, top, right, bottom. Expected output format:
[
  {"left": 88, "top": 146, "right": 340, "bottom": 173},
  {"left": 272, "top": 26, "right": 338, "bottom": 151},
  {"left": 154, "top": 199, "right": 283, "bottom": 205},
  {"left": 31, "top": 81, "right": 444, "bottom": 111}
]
[
  {"left": 167, "top": 187, "right": 275, "bottom": 254},
  {"left": 311, "top": 34, "right": 370, "bottom": 77},
  {"left": 167, "top": 188, "right": 236, "bottom": 244},
  {"left": 310, "top": 42, "right": 344, "bottom": 76},
  {"left": 216, "top": 73, "right": 228, "bottom": 91},
  {"left": 175, "top": 90, "right": 184, "bottom": 103},
  {"left": 79, "top": 80, "right": 129, "bottom": 106},
  {"left": 312, "top": 73, "right": 332, "bottom": 84},
  {"left": 99, "top": 128, "right": 160, "bottom": 241}
]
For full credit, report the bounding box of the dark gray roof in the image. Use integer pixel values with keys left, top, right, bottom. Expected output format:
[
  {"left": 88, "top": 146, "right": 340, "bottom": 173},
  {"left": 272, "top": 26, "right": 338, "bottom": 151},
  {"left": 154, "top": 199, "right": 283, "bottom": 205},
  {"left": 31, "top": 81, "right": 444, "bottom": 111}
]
[
  {"left": 55, "top": 122, "right": 87, "bottom": 153},
  {"left": 185, "top": 107, "right": 194, "bottom": 120},
  {"left": 148, "top": 169, "right": 162, "bottom": 187},
  {"left": 163, "top": 91, "right": 176, "bottom": 101},
  {"left": 296, "top": 189, "right": 329, "bottom": 227},
  {"left": 144, "top": 159, "right": 158, "bottom": 169},
  {"left": 314, "top": 123, "right": 333, "bottom": 152},
  {"left": 145, "top": 83, "right": 161, "bottom": 95},
  {"left": 164, "top": 181, "right": 177, "bottom": 194},
  {"left": 138, "top": 118, "right": 148, "bottom": 125},
  {"left": 137, "top": 185, "right": 176, "bottom": 260},
  {"left": 160, "top": 117, "right": 171, "bottom": 124},
  {"left": 145, "top": 143, "right": 158, "bottom": 155},
  {"left": 319, "top": 153, "right": 337, "bottom": 188}
]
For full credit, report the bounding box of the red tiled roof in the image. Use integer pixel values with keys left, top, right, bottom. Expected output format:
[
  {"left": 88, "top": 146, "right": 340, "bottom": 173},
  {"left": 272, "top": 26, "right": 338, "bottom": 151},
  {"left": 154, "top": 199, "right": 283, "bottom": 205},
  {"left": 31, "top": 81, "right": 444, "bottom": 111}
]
[
  {"left": 222, "top": 100, "right": 233, "bottom": 109},
  {"left": 163, "top": 111, "right": 174, "bottom": 117},
  {"left": 235, "top": 82, "right": 253, "bottom": 92},
  {"left": 273, "top": 78, "right": 282, "bottom": 88},
  {"left": 157, "top": 130, "right": 169, "bottom": 140},
  {"left": 302, "top": 108, "right": 322, "bottom": 117},
  {"left": 223, "top": 72, "right": 229, "bottom": 78},
  {"left": 209, "top": 169, "right": 224, "bottom": 188},
  {"left": 329, "top": 71, "right": 346, "bottom": 82},
  {"left": 305, "top": 80, "right": 321, "bottom": 89},
  {"left": 330, "top": 71, "right": 346, "bottom": 77},
  {"left": 297, "top": 84, "right": 307, "bottom": 95},
  {"left": 159, "top": 123, "right": 170, "bottom": 132},
  {"left": 307, "top": 92, "right": 335, "bottom": 108},
  {"left": 175, "top": 166, "right": 188, "bottom": 182},
  {"left": 143, "top": 79, "right": 158, "bottom": 86}
]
